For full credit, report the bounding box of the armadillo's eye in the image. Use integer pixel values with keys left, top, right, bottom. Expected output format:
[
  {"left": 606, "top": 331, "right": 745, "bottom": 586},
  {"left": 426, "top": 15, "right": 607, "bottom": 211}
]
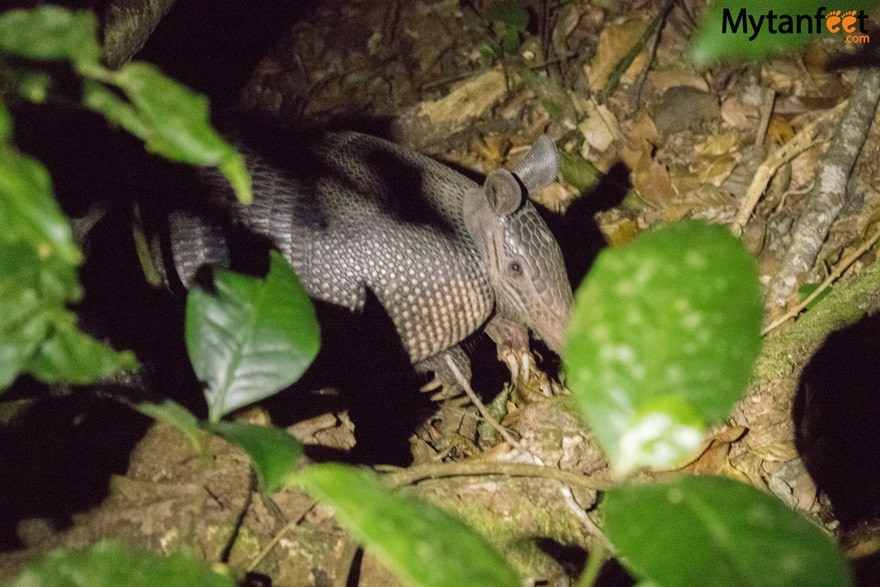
[{"left": 508, "top": 261, "right": 523, "bottom": 275}]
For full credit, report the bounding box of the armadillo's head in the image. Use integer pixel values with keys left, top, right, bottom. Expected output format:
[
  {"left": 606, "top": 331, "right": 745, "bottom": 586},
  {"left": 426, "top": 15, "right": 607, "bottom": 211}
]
[
  {"left": 494, "top": 202, "right": 572, "bottom": 353},
  {"left": 464, "top": 136, "right": 572, "bottom": 354}
]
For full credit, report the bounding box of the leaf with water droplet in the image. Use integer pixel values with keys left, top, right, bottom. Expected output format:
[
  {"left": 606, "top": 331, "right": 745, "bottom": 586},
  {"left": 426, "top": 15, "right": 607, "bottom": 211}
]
[{"left": 564, "top": 221, "right": 762, "bottom": 474}]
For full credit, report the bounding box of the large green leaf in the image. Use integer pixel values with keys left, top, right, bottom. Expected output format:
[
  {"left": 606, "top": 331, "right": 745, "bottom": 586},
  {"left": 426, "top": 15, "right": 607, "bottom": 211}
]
[
  {"left": 186, "top": 251, "right": 320, "bottom": 422},
  {"left": 604, "top": 476, "right": 851, "bottom": 586},
  {"left": 109, "top": 63, "right": 251, "bottom": 204},
  {"left": 0, "top": 7, "right": 100, "bottom": 64},
  {"left": 691, "top": 0, "right": 879, "bottom": 66},
  {"left": 0, "top": 101, "right": 10, "bottom": 141},
  {"left": 81, "top": 81, "right": 152, "bottom": 144},
  {"left": 126, "top": 398, "right": 202, "bottom": 452},
  {"left": 0, "top": 139, "right": 135, "bottom": 390},
  {"left": 0, "top": 145, "right": 81, "bottom": 265},
  {"left": 296, "top": 464, "right": 520, "bottom": 587},
  {"left": 28, "top": 312, "right": 137, "bottom": 384},
  {"left": 564, "top": 221, "right": 762, "bottom": 474},
  {"left": 10, "top": 539, "right": 235, "bottom": 587},
  {"left": 0, "top": 242, "right": 135, "bottom": 390},
  {"left": 208, "top": 420, "right": 304, "bottom": 494},
  {"left": 0, "top": 292, "right": 49, "bottom": 390}
]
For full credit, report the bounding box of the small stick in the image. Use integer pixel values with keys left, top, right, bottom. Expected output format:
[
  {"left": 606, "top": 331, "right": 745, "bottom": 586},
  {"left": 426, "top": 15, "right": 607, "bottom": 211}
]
[
  {"left": 444, "top": 354, "right": 530, "bottom": 456},
  {"left": 762, "top": 227, "right": 880, "bottom": 335},
  {"left": 731, "top": 100, "right": 847, "bottom": 236}
]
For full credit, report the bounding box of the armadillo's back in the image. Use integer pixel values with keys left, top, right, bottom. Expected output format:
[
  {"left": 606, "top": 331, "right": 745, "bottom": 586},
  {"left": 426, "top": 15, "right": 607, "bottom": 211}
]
[{"left": 166, "top": 131, "right": 495, "bottom": 364}]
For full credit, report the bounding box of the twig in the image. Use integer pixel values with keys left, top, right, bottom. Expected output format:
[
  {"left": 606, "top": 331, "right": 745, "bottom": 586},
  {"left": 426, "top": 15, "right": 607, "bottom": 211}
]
[
  {"left": 762, "top": 227, "right": 880, "bottom": 335},
  {"left": 380, "top": 459, "right": 613, "bottom": 492},
  {"left": 247, "top": 497, "right": 316, "bottom": 572},
  {"left": 444, "top": 354, "right": 530, "bottom": 455},
  {"left": 602, "top": 0, "right": 675, "bottom": 97},
  {"left": 575, "top": 541, "right": 609, "bottom": 587},
  {"left": 731, "top": 99, "right": 848, "bottom": 236},
  {"left": 633, "top": 0, "right": 668, "bottom": 107},
  {"left": 754, "top": 87, "right": 776, "bottom": 147},
  {"left": 768, "top": 68, "right": 880, "bottom": 306},
  {"left": 419, "top": 52, "right": 579, "bottom": 92}
]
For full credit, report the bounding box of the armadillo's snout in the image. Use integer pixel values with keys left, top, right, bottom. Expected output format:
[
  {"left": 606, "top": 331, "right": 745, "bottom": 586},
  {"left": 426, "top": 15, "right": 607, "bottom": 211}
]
[
  {"left": 534, "top": 286, "right": 572, "bottom": 355},
  {"left": 505, "top": 208, "right": 573, "bottom": 357}
]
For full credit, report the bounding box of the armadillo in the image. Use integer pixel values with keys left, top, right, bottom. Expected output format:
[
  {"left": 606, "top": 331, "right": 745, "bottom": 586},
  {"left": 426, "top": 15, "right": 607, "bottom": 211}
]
[{"left": 164, "top": 131, "right": 571, "bottom": 392}]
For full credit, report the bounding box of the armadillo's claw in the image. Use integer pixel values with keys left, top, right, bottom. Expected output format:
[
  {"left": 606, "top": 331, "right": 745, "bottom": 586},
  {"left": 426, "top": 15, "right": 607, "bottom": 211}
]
[
  {"left": 420, "top": 376, "right": 466, "bottom": 401},
  {"left": 419, "top": 377, "right": 443, "bottom": 393},
  {"left": 520, "top": 352, "right": 533, "bottom": 383},
  {"left": 416, "top": 347, "right": 471, "bottom": 401},
  {"left": 496, "top": 346, "right": 565, "bottom": 400},
  {"left": 504, "top": 353, "right": 520, "bottom": 381}
]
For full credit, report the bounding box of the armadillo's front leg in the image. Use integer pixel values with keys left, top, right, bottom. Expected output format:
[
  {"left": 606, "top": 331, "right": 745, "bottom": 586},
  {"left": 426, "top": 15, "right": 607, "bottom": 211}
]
[
  {"left": 485, "top": 315, "right": 557, "bottom": 397},
  {"left": 417, "top": 346, "right": 472, "bottom": 401}
]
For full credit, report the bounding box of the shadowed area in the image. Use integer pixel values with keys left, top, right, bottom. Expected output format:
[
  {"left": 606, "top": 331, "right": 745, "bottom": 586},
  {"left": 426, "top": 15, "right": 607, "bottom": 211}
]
[{"left": 794, "top": 312, "right": 880, "bottom": 528}]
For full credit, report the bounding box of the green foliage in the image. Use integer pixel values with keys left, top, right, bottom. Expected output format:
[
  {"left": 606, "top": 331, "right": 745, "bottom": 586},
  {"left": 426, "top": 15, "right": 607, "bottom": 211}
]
[
  {"left": 0, "top": 7, "right": 250, "bottom": 202},
  {"left": 296, "top": 464, "right": 520, "bottom": 587},
  {"left": 564, "top": 220, "right": 851, "bottom": 585},
  {"left": 185, "top": 251, "right": 320, "bottom": 422},
  {"left": 0, "top": 132, "right": 80, "bottom": 265},
  {"left": 0, "top": 153, "right": 137, "bottom": 390},
  {"left": 208, "top": 420, "right": 304, "bottom": 494},
  {"left": 604, "top": 476, "right": 852, "bottom": 586},
  {"left": 798, "top": 281, "right": 830, "bottom": 309},
  {"left": 558, "top": 149, "right": 601, "bottom": 193},
  {"left": 565, "top": 221, "right": 763, "bottom": 474},
  {"left": 10, "top": 539, "right": 236, "bottom": 587},
  {"left": 0, "top": 7, "right": 100, "bottom": 63},
  {"left": 0, "top": 4, "right": 257, "bottom": 392},
  {"left": 125, "top": 398, "right": 202, "bottom": 451},
  {"left": 486, "top": 0, "right": 529, "bottom": 53},
  {"left": 691, "top": 0, "right": 879, "bottom": 66}
]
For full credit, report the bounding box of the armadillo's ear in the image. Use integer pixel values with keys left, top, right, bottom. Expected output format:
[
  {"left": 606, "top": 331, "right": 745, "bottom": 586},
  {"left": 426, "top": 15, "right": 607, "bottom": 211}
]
[
  {"left": 513, "top": 135, "right": 558, "bottom": 192},
  {"left": 483, "top": 169, "right": 522, "bottom": 216}
]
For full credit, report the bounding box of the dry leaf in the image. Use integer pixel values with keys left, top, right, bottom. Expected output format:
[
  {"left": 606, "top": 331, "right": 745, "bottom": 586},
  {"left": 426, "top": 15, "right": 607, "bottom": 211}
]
[
  {"left": 577, "top": 100, "right": 623, "bottom": 152},
  {"left": 586, "top": 16, "right": 650, "bottom": 91}
]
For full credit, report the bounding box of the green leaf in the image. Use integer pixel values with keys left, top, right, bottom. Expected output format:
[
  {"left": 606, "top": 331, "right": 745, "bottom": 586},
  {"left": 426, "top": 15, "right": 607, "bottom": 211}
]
[
  {"left": 186, "top": 251, "right": 320, "bottom": 422},
  {"left": 0, "top": 145, "right": 82, "bottom": 265},
  {"left": 0, "top": 7, "right": 100, "bottom": 64},
  {"left": 477, "top": 41, "right": 496, "bottom": 64},
  {"left": 0, "top": 304, "right": 49, "bottom": 390},
  {"left": 208, "top": 420, "right": 304, "bottom": 494},
  {"left": 558, "top": 149, "right": 600, "bottom": 192},
  {"left": 82, "top": 81, "right": 152, "bottom": 143},
  {"left": 0, "top": 101, "right": 11, "bottom": 141},
  {"left": 486, "top": 1, "right": 529, "bottom": 32},
  {"left": 296, "top": 464, "right": 520, "bottom": 587},
  {"left": 16, "top": 69, "right": 53, "bottom": 103},
  {"left": 0, "top": 238, "right": 134, "bottom": 390},
  {"left": 122, "top": 398, "right": 202, "bottom": 452},
  {"left": 541, "top": 99, "right": 563, "bottom": 121},
  {"left": 797, "top": 282, "right": 830, "bottom": 309},
  {"left": 604, "top": 476, "right": 852, "bottom": 587},
  {"left": 10, "top": 539, "right": 236, "bottom": 587},
  {"left": 108, "top": 63, "right": 251, "bottom": 204},
  {"left": 564, "top": 221, "right": 762, "bottom": 474},
  {"left": 501, "top": 28, "right": 521, "bottom": 53},
  {"left": 217, "top": 151, "right": 252, "bottom": 205},
  {"left": 0, "top": 243, "right": 75, "bottom": 389},
  {"left": 114, "top": 63, "right": 223, "bottom": 162},
  {"left": 691, "top": 0, "right": 879, "bottom": 66},
  {"left": 28, "top": 313, "right": 138, "bottom": 384}
]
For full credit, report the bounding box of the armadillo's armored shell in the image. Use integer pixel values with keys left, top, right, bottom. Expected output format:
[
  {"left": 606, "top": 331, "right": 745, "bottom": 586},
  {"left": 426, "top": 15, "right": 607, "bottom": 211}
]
[{"left": 166, "top": 131, "right": 571, "bottom": 368}]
